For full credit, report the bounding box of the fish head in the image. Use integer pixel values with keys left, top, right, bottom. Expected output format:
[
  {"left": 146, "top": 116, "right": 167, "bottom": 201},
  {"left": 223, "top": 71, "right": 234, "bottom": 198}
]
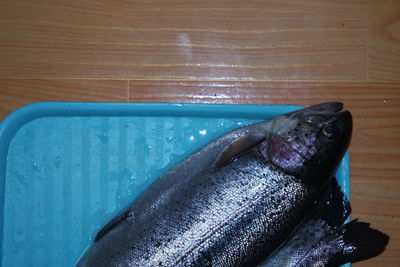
[{"left": 260, "top": 102, "right": 352, "bottom": 188}]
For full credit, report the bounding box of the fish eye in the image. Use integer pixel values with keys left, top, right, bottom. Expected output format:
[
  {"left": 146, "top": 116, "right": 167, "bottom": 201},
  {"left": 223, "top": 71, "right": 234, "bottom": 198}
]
[{"left": 322, "top": 124, "right": 337, "bottom": 138}]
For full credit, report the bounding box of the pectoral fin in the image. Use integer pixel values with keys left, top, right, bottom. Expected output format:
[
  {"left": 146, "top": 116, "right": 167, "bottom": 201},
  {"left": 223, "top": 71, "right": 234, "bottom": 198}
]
[
  {"left": 213, "top": 135, "right": 262, "bottom": 170},
  {"left": 94, "top": 210, "right": 132, "bottom": 242}
]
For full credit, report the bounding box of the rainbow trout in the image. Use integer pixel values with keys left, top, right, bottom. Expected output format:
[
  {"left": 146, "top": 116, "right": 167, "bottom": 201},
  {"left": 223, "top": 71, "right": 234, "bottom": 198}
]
[{"left": 77, "top": 102, "right": 353, "bottom": 266}]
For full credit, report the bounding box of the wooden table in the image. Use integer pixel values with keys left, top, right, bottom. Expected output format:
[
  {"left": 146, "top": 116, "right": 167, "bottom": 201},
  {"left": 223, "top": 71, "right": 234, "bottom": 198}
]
[{"left": 0, "top": 1, "right": 399, "bottom": 266}]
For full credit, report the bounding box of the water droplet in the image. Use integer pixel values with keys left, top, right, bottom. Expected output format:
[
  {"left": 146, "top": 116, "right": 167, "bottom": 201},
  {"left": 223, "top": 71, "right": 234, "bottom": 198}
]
[
  {"left": 14, "top": 172, "right": 26, "bottom": 185},
  {"left": 62, "top": 189, "right": 68, "bottom": 195},
  {"left": 54, "top": 156, "right": 62, "bottom": 168},
  {"left": 199, "top": 129, "right": 207, "bottom": 135},
  {"left": 97, "top": 133, "right": 109, "bottom": 143},
  {"left": 32, "top": 161, "right": 41, "bottom": 172},
  {"left": 16, "top": 227, "right": 24, "bottom": 235},
  {"left": 189, "top": 136, "right": 195, "bottom": 141},
  {"left": 38, "top": 210, "right": 44, "bottom": 218}
]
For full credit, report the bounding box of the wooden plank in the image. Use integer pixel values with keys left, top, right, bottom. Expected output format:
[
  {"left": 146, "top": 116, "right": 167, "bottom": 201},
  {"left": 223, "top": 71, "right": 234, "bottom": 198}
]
[
  {"left": 129, "top": 80, "right": 399, "bottom": 105},
  {"left": 0, "top": 79, "right": 128, "bottom": 119},
  {"left": 0, "top": 0, "right": 367, "bottom": 80},
  {"left": 368, "top": 0, "right": 400, "bottom": 81}
]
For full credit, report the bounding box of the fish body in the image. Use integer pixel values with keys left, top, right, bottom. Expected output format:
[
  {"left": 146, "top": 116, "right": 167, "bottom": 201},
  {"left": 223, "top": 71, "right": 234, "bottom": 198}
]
[
  {"left": 76, "top": 103, "right": 353, "bottom": 267},
  {"left": 81, "top": 151, "right": 314, "bottom": 267}
]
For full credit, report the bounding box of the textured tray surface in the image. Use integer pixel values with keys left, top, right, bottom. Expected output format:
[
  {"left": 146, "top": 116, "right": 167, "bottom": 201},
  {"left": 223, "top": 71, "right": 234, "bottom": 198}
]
[{"left": 0, "top": 103, "right": 349, "bottom": 266}]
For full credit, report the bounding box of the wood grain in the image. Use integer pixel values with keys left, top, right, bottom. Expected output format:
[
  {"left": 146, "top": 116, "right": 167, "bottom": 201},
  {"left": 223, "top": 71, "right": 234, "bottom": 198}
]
[
  {"left": 0, "top": 0, "right": 367, "bottom": 80},
  {"left": 369, "top": 0, "right": 400, "bottom": 81},
  {"left": 0, "top": 0, "right": 399, "bottom": 266},
  {"left": 0, "top": 79, "right": 128, "bottom": 119}
]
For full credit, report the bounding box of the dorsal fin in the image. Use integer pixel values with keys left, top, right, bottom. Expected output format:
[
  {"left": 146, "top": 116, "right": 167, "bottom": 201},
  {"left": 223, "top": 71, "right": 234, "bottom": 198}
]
[
  {"left": 94, "top": 210, "right": 131, "bottom": 242},
  {"left": 213, "top": 135, "right": 262, "bottom": 170}
]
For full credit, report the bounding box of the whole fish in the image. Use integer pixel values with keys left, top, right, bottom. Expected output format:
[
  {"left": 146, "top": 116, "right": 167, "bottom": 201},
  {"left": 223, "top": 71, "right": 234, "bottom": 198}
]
[{"left": 77, "top": 102, "right": 352, "bottom": 267}]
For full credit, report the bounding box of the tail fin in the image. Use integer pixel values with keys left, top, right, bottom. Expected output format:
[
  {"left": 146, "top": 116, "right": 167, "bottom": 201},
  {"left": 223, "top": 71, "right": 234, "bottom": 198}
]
[{"left": 328, "top": 219, "right": 390, "bottom": 266}]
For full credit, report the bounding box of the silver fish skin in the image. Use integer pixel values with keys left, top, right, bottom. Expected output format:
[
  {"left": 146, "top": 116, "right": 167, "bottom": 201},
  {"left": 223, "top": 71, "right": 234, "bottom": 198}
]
[{"left": 76, "top": 102, "right": 352, "bottom": 267}]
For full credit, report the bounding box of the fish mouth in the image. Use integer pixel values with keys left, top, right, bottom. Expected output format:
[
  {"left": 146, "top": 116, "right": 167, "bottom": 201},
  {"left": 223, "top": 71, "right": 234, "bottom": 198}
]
[
  {"left": 307, "top": 103, "right": 352, "bottom": 128},
  {"left": 336, "top": 109, "right": 353, "bottom": 138},
  {"left": 304, "top": 102, "right": 353, "bottom": 137}
]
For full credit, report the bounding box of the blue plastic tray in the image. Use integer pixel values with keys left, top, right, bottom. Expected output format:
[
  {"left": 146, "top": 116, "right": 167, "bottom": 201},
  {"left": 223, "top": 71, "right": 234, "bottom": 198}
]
[{"left": 0, "top": 102, "right": 350, "bottom": 267}]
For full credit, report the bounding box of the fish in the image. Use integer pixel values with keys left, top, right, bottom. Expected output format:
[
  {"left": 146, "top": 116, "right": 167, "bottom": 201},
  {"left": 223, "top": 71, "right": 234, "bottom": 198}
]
[
  {"left": 76, "top": 102, "right": 353, "bottom": 267},
  {"left": 260, "top": 178, "right": 389, "bottom": 267}
]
